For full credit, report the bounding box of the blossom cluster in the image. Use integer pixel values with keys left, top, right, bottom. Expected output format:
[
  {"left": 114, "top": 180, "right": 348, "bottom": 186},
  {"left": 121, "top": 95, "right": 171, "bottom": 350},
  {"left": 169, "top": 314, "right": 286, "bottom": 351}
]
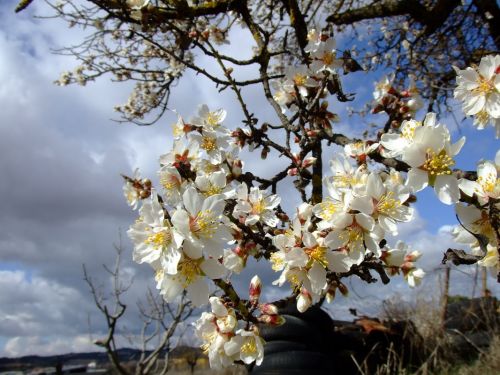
[
  {"left": 380, "top": 113, "right": 465, "bottom": 205},
  {"left": 272, "top": 30, "right": 342, "bottom": 115},
  {"left": 454, "top": 55, "right": 500, "bottom": 137},
  {"left": 452, "top": 151, "right": 500, "bottom": 275},
  {"left": 121, "top": 49, "right": 500, "bottom": 370},
  {"left": 194, "top": 277, "right": 282, "bottom": 369},
  {"left": 123, "top": 103, "right": 431, "bottom": 368},
  {"left": 372, "top": 73, "right": 423, "bottom": 118}
]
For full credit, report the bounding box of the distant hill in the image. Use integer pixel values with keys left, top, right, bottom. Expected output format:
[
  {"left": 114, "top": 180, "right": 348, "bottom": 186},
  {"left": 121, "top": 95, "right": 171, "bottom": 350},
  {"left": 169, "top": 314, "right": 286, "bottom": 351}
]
[
  {"left": 0, "top": 348, "right": 148, "bottom": 371},
  {"left": 0, "top": 346, "right": 205, "bottom": 372}
]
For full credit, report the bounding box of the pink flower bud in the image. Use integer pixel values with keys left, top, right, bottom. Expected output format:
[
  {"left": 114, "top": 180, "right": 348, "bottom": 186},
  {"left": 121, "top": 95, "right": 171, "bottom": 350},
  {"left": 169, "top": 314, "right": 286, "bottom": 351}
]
[
  {"left": 302, "top": 157, "right": 317, "bottom": 168},
  {"left": 249, "top": 275, "right": 262, "bottom": 303},
  {"left": 259, "top": 303, "right": 278, "bottom": 315},
  {"left": 258, "top": 314, "right": 285, "bottom": 326}
]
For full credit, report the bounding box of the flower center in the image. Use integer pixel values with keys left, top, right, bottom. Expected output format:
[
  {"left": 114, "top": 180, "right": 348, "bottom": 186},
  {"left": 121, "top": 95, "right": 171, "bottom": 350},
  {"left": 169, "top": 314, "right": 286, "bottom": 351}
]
[
  {"left": 477, "top": 174, "right": 499, "bottom": 195},
  {"left": 190, "top": 210, "right": 218, "bottom": 238},
  {"left": 305, "top": 245, "right": 328, "bottom": 267},
  {"left": 204, "top": 183, "right": 223, "bottom": 197},
  {"left": 339, "top": 226, "right": 363, "bottom": 247},
  {"left": 293, "top": 73, "right": 307, "bottom": 86},
  {"left": 286, "top": 272, "right": 302, "bottom": 288},
  {"left": 422, "top": 149, "right": 454, "bottom": 176},
  {"left": 160, "top": 174, "right": 180, "bottom": 191},
  {"left": 241, "top": 338, "right": 257, "bottom": 356},
  {"left": 251, "top": 199, "right": 265, "bottom": 215},
  {"left": 201, "top": 136, "right": 217, "bottom": 152},
  {"left": 177, "top": 257, "right": 202, "bottom": 287},
  {"left": 270, "top": 252, "right": 284, "bottom": 271},
  {"left": 145, "top": 230, "right": 172, "bottom": 249},
  {"left": 316, "top": 200, "right": 340, "bottom": 220},
  {"left": 376, "top": 192, "right": 401, "bottom": 216},
  {"left": 473, "top": 77, "right": 495, "bottom": 95},
  {"left": 401, "top": 122, "right": 419, "bottom": 140},
  {"left": 206, "top": 112, "right": 221, "bottom": 127},
  {"left": 322, "top": 52, "right": 335, "bottom": 66}
]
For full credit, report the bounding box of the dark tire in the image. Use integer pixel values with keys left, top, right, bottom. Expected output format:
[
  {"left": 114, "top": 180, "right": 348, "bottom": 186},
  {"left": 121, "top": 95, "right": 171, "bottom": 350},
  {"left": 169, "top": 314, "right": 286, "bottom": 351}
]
[
  {"left": 259, "top": 315, "right": 313, "bottom": 343},
  {"left": 278, "top": 303, "right": 333, "bottom": 331},
  {"left": 263, "top": 340, "right": 309, "bottom": 356},
  {"left": 252, "top": 351, "right": 332, "bottom": 373}
]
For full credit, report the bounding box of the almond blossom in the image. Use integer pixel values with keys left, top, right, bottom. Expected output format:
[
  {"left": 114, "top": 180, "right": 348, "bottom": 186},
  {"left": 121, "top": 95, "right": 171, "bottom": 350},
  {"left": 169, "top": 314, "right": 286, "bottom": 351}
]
[
  {"left": 189, "top": 130, "right": 231, "bottom": 164},
  {"left": 190, "top": 104, "right": 228, "bottom": 133},
  {"left": 233, "top": 183, "right": 281, "bottom": 227},
  {"left": 310, "top": 38, "right": 341, "bottom": 74},
  {"left": 194, "top": 297, "right": 238, "bottom": 369},
  {"left": 171, "top": 187, "right": 231, "bottom": 258},
  {"left": 454, "top": 55, "right": 500, "bottom": 136},
  {"left": 127, "top": 193, "right": 183, "bottom": 275},
  {"left": 459, "top": 157, "right": 500, "bottom": 205},
  {"left": 400, "top": 114, "right": 465, "bottom": 204},
  {"left": 350, "top": 172, "right": 413, "bottom": 235},
  {"left": 224, "top": 329, "right": 265, "bottom": 366},
  {"left": 155, "top": 255, "right": 226, "bottom": 307}
]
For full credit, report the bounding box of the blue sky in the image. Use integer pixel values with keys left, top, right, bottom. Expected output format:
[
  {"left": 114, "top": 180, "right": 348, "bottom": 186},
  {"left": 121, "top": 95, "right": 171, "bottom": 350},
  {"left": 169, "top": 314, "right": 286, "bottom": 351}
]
[{"left": 0, "top": 0, "right": 498, "bottom": 357}]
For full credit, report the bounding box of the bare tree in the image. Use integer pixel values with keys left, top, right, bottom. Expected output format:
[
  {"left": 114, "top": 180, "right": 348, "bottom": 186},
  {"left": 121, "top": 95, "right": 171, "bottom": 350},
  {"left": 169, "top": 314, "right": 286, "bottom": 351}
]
[{"left": 83, "top": 238, "right": 194, "bottom": 375}]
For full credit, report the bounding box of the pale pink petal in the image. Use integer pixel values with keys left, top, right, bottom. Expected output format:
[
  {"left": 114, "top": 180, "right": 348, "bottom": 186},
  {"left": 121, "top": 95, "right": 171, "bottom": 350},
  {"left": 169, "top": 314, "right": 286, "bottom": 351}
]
[
  {"left": 402, "top": 145, "right": 426, "bottom": 168},
  {"left": 406, "top": 168, "right": 429, "bottom": 192},
  {"left": 434, "top": 175, "right": 460, "bottom": 204}
]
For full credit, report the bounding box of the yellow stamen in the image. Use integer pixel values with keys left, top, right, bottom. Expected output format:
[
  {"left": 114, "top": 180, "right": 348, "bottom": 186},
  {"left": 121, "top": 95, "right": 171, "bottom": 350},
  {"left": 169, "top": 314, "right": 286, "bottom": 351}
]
[
  {"left": 177, "top": 257, "right": 202, "bottom": 287},
  {"left": 401, "top": 122, "right": 419, "bottom": 140},
  {"left": 270, "top": 253, "right": 284, "bottom": 271},
  {"left": 475, "top": 110, "right": 489, "bottom": 126},
  {"left": 293, "top": 74, "right": 307, "bottom": 86},
  {"left": 201, "top": 136, "right": 217, "bottom": 152},
  {"left": 316, "top": 201, "right": 340, "bottom": 219},
  {"left": 339, "top": 226, "right": 363, "bottom": 247},
  {"left": 305, "top": 245, "right": 328, "bottom": 267},
  {"left": 286, "top": 273, "right": 302, "bottom": 288},
  {"left": 252, "top": 200, "right": 265, "bottom": 215},
  {"left": 477, "top": 174, "right": 499, "bottom": 194},
  {"left": 422, "top": 149, "right": 454, "bottom": 176},
  {"left": 241, "top": 338, "right": 257, "bottom": 356},
  {"left": 473, "top": 77, "right": 495, "bottom": 95},
  {"left": 190, "top": 210, "right": 218, "bottom": 238},
  {"left": 160, "top": 174, "right": 179, "bottom": 191},
  {"left": 376, "top": 191, "right": 401, "bottom": 217},
  {"left": 145, "top": 230, "right": 172, "bottom": 249},
  {"left": 203, "top": 183, "right": 223, "bottom": 197},
  {"left": 322, "top": 52, "right": 335, "bottom": 66},
  {"left": 206, "top": 112, "right": 221, "bottom": 127}
]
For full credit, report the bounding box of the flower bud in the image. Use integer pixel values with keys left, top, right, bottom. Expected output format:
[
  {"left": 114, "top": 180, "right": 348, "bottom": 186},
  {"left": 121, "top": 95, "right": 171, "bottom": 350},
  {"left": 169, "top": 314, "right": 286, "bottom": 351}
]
[
  {"left": 405, "top": 250, "right": 422, "bottom": 263},
  {"left": 338, "top": 282, "right": 349, "bottom": 296},
  {"left": 249, "top": 275, "right": 262, "bottom": 303},
  {"left": 302, "top": 157, "right": 317, "bottom": 168},
  {"left": 139, "top": 189, "right": 151, "bottom": 199},
  {"left": 259, "top": 303, "right": 278, "bottom": 315},
  {"left": 261, "top": 146, "right": 270, "bottom": 160},
  {"left": 297, "top": 289, "right": 312, "bottom": 313},
  {"left": 326, "top": 288, "right": 335, "bottom": 303},
  {"left": 258, "top": 314, "right": 285, "bottom": 326}
]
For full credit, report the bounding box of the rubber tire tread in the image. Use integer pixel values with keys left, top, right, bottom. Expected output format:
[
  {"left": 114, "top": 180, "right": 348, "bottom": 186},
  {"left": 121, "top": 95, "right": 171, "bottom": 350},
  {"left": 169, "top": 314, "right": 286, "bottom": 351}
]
[
  {"left": 263, "top": 340, "right": 309, "bottom": 356},
  {"left": 253, "top": 350, "right": 332, "bottom": 372},
  {"left": 259, "top": 314, "right": 312, "bottom": 343}
]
